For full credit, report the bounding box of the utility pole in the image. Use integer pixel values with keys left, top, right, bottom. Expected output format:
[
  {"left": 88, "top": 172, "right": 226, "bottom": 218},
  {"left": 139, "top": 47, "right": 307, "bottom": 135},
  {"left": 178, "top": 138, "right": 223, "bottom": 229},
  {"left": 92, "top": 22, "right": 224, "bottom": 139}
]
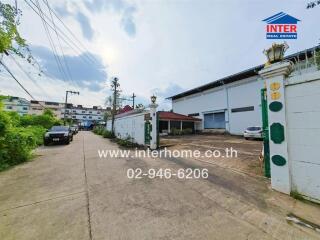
[
  {"left": 111, "top": 77, "right": 120, "bottom": 135},
  {"left": 131, "top": 93, "right": 136, "bottom": 109},
  {"left": 64, "top": 90, "right": 79, "bottom": 125}
]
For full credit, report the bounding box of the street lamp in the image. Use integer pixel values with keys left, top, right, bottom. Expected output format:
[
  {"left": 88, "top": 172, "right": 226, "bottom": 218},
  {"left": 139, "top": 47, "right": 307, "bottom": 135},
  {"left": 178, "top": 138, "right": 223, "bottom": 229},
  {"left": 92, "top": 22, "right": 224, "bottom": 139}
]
[
  {"left": 151, "top": 94, "right": 157, "bottom": 104},
  {"left": 263, "top": 42, "right": 289, "bottom": 65}
]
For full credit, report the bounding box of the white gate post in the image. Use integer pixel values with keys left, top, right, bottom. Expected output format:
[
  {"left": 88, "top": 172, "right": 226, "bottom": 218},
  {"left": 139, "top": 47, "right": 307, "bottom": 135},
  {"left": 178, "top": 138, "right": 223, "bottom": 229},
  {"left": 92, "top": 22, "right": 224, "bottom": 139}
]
[
  {"left": 149, "top": 96, "right": 158, "bottom": 150},
  {"left": 259, "top": 61, "right": 292, "bottom": 194}
]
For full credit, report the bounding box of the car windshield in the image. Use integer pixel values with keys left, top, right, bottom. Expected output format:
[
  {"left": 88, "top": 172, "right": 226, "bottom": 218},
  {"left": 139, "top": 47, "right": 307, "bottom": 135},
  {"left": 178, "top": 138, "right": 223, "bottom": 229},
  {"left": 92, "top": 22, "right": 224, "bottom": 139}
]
[
  {"left": 247, "top": 127, "right": 261, "bottom": 131},
  {"left": 50, "top": 126, "right": 69, "bottom": 132}
]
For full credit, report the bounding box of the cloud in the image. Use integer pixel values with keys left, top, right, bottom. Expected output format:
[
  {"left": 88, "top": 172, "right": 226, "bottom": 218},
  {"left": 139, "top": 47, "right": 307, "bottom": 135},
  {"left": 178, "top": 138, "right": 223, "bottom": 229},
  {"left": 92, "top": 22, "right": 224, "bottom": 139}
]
[
  {"left": 152, "top": 84, "right": 185, "bottom": 99},
  {"left": 75, "top": 12, "right": 94, "bottom": 40},
  {"left": 31, "top": 45, "right": 107, "bottom": 91},
  {"left": 84, "top": 0, "right": 137, "bottom": 37},
  {"left": 54, "top": 5, "right": 71, "bottom": 17}
]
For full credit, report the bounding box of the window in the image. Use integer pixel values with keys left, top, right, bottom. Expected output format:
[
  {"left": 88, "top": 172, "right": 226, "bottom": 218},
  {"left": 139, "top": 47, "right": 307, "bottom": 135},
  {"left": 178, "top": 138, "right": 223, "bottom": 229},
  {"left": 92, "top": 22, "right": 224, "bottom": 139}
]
[
  {"left": 23, "top": 107, "right": 28, "bottom": 110},
  {"left": 73, "top": 110, "right": 76, "bottom": 113},
  {"left": 89, "top": 116, "right": 92, "bottom": 119},
  {"left": 83, "top": 116, "right": 86, "bottom": 119},
  {"left": 97, "top": 112, "right": 100, "bottom": 114},
  {"left": 82, "top": 110, "right": 85, "bottom": 113},
  {"left": 89, "top": 111, "right": 92, "bottom": 114},
  {"left": 72, "top": 116, "right": 76, "bottom": 118},
  {"left": 6, "top": 106, "right": 13, "bottom": 109},
  {"left": 231, "top": 106, "right": 254, "bottom": 113}
]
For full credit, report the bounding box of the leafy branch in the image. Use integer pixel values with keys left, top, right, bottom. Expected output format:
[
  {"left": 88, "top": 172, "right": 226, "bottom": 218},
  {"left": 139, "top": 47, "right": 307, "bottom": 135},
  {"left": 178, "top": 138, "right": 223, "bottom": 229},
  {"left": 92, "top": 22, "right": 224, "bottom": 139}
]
[{"left": 0, "top": 2, "right": 32, "bottom": 62}]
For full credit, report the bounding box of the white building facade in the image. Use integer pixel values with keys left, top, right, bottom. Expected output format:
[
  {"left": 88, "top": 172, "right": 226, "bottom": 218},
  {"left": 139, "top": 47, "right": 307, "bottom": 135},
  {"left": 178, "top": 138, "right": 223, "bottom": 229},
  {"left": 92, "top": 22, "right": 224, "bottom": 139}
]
[
  {"left": 61, "top": 105, "right": 106, "bottom": 126},
  {"left": 170, "top": 47, "right": 319, "bottom": 135},
  {"left": 2, "top": 96, "right": 30, "bottom": 116},
  {"left": 171, "top": 74, "right": 264, "bottom": 135}
]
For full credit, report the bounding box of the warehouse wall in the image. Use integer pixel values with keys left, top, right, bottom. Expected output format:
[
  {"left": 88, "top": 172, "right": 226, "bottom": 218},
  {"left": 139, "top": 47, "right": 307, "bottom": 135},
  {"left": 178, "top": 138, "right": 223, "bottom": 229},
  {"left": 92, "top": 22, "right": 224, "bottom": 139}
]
[{"left": 172, "top": 76, "right": 263, "bottom": 135}]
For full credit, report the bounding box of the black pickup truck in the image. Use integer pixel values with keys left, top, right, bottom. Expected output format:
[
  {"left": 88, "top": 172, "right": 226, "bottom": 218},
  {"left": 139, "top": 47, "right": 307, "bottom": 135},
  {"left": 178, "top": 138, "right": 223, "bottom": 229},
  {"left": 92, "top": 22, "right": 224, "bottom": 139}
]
[{"left": 44, "top": 126, "right": 73, "bottom": 145}]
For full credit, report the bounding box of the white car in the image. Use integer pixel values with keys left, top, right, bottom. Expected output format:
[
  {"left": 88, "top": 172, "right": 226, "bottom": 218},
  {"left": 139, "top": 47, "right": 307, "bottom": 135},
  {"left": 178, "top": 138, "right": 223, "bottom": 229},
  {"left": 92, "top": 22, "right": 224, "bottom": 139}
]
[{"left": 243, "top": 126, "right": 263, "bottom": 140}]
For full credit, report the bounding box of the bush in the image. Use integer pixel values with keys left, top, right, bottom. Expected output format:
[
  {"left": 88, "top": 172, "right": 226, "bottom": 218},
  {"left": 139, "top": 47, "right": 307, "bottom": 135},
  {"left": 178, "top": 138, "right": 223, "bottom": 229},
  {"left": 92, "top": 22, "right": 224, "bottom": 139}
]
[
  {"left": 102, "top": 130, "right": 114, "bottom": 139},
  {"left": 0, "top": 106, "right": 61, "bottom": 171}
]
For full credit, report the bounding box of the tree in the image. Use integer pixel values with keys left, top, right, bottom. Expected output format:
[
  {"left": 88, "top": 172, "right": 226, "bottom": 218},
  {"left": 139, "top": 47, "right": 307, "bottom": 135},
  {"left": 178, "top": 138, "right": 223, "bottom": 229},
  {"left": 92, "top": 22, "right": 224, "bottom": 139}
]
[
  {"left": 0, "top": 3, "right": 32, "bottom": 60},
  {"left": 306, "top": 1, "right": 320, "bottom": 8}
]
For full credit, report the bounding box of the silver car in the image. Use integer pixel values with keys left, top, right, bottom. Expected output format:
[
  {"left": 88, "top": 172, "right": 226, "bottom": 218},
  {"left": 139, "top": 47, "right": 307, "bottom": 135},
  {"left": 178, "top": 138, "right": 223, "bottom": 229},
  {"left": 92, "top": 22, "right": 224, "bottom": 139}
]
[{"left": 244, "top": 126, "right": 263, "bottom": 140}]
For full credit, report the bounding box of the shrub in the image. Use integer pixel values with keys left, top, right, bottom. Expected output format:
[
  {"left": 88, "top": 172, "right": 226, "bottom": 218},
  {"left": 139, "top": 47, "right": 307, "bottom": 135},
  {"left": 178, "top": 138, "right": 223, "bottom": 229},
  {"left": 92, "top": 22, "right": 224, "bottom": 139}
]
[
  {"left": 102, "top": 130, "right": 114, "bottom": 139},
  {"left": 0, "top": 106, "right": 61, "bottom": 171}
]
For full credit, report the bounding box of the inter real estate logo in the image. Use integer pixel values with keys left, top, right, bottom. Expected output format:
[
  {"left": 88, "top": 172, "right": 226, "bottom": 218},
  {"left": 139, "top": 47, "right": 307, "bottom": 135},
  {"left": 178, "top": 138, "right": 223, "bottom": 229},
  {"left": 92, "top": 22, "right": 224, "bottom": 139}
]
[{"left": 262, "top": 12, "right": 300, "bottom": 39}]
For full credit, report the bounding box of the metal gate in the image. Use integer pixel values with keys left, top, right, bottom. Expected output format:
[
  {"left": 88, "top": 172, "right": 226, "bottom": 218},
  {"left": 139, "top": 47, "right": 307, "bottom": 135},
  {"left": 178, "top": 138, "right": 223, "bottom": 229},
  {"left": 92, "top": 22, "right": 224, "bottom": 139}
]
[
  {"left": 261, "top": 88, "right": 270, "bottom": 178},
  {"left": 144, "top": 121, "right": 151, "bottom": 145}
]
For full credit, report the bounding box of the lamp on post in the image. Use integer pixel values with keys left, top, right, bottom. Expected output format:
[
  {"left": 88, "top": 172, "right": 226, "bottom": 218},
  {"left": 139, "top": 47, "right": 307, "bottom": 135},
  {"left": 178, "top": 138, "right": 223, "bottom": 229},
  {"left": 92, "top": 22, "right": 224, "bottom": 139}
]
[
  {"left": 151, "top": 94, "right": 157, "bottom": 104},
  {"left": 263, "top": 42, "right": 289, "bottom": 65}
]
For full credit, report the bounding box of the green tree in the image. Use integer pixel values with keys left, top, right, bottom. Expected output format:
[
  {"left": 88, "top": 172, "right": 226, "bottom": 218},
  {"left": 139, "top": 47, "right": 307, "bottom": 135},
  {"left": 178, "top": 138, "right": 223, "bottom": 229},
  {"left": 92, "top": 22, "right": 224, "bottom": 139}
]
[{"left": 0, "top": 2, "right": 31, "bottom": 60}]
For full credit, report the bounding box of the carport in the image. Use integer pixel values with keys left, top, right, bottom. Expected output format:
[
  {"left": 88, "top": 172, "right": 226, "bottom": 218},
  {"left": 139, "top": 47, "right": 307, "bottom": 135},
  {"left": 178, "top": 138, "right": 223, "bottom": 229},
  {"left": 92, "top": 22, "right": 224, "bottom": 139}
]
[{"left": 158, "top": 111, "right": 201, "bottom": 134}]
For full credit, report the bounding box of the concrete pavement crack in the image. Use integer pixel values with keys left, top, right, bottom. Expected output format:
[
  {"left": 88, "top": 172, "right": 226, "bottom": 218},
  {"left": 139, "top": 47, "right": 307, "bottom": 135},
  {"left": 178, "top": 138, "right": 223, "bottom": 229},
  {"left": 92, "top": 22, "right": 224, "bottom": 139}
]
[
  {"left": 83, "top": 135, "right": 93, "bottom": 240},
  {"left": 0, "top": 191, "right": 85, "bottom": 213}
]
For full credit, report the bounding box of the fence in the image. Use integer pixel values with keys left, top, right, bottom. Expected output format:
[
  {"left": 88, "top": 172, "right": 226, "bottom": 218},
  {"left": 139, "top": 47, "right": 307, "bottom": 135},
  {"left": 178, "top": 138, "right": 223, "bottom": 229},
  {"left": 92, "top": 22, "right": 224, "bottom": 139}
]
[{"left": 106, "top": 109, "right": 148, "bottom": 145}]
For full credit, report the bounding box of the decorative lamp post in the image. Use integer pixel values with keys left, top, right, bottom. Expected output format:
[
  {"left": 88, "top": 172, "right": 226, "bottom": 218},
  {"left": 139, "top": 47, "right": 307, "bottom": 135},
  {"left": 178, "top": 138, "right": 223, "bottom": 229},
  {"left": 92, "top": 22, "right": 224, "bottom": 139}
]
[
  {"left": 263, "top": 42, "right": 289, "bottom": 65},
  {"left": 151, "top": 94, "right": 157, "bottom": 104}
]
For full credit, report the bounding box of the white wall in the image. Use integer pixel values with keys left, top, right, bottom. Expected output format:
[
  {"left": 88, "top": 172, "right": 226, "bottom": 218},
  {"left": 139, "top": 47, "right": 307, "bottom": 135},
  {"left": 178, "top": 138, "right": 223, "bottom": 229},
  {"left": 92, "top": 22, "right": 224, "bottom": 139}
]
[
  {"left": 172, "top": 76, "right": 264, "bottom": 135},
  {"left": 106, "top": 112, "right": 147, "bottom": 145},
  {"left": 285, "top": 71, "right": 320, "bottom": 202},
  {"left": 227, "top": 78, "right": 264, "bottom": 134}
]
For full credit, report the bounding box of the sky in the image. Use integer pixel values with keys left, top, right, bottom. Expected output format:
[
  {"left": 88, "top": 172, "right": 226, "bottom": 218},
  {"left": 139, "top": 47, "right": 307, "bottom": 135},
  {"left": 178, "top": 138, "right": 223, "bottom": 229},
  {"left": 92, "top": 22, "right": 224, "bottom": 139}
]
[{"left": 0, "top": 0, "right": 319, "bottom": 110}]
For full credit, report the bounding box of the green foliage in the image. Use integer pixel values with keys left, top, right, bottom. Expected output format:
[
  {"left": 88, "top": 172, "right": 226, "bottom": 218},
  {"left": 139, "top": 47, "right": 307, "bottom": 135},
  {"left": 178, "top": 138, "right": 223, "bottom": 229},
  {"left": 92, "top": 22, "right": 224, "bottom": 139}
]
[
  {"left": 92, "top": 126, "right": 105, "bottom": 135},
  {"left": 0, "top": 2, "right": 31, "bottom": 59},
  {"left": 0, "top": 108, "right": 61, "bottom": 171},
  {"left": 102, "top": 129, "right": 114, "bottom": 139},
  {"left": 115, "top": 136, "right": 138, "bottom": 148},
  {"left": 316, "top": 50, "right": 320, "bottom": 70}
]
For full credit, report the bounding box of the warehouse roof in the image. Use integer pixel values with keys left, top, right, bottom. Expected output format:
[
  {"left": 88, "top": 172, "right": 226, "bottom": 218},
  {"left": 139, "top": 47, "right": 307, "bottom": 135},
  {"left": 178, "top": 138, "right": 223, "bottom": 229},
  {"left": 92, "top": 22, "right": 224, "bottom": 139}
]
[{"left": 167, "top": 46, "right": 319, "bottom": 100}]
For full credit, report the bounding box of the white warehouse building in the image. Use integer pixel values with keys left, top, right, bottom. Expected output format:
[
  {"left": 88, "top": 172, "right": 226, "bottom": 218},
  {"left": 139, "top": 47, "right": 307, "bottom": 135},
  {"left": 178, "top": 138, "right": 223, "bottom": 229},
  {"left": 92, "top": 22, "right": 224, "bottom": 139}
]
[{"left": 168, "top": 47, "right": 318, "bottom": 135}]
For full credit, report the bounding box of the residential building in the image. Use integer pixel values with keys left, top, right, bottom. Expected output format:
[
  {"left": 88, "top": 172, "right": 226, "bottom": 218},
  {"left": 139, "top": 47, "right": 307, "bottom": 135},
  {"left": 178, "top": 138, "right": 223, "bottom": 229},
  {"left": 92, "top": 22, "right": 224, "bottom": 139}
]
[
  {"left": 2, "top": 96, "right": 30, "bottom": 116},
  {"left": 61, "top": 104, "right": 107, "bottom": 126},
  {"left": 29, "top": 100, "right": 64, "bottom": 118},
  {"left": 168, "top": 46, "right": 319, "bottom": 135}
]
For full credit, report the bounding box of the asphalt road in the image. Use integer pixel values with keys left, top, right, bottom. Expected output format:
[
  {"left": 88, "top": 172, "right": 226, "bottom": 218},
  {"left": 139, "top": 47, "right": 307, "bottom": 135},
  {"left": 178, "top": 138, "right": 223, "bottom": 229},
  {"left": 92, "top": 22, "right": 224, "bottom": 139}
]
[{"left": 0, "top": 131, "right": 319, "bottom": 240}]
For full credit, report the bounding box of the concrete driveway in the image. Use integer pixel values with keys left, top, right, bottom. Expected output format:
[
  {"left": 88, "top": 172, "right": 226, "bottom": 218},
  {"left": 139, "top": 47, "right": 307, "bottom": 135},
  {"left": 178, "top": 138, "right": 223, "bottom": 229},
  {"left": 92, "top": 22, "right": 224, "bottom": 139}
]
[
  {"left": 0, "top": 131, "right": 319, "bottom": 240},
  {"left": 161, "top": 134, "right": 264, "bottom": 176}
]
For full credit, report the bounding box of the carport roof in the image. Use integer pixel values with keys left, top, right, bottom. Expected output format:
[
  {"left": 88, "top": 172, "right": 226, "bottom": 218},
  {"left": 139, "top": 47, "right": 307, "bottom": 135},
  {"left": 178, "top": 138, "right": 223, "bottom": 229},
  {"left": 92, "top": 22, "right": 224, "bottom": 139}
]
[{"left": 158, "top": 111, "right": 202, "bottom": 121}]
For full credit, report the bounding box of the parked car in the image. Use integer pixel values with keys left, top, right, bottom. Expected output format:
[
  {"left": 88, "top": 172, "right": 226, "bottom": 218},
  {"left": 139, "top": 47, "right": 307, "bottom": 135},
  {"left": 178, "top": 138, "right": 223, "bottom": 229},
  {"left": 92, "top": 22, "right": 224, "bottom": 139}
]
[
  {"left": 44, "top": 126, "right": 73, "bottom": 145},
  {"left": 70, "top": 126, "right": 78, "bottom": 135},
  {"left": 243, "top": 126, "right": 263, "bottom": 140}
]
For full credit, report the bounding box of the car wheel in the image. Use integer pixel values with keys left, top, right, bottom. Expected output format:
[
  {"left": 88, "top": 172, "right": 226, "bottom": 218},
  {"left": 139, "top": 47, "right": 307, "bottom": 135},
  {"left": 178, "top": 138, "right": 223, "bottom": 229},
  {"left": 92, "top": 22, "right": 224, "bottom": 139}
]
[
  {"left": 44, "top": 140, "right": 49, "bottom": 146},
  {"left": 245, "top": 137, "right": 249, "bottom": 140},
  {"left": 65, "top": 139, "right": 70, "bottom": 145}
]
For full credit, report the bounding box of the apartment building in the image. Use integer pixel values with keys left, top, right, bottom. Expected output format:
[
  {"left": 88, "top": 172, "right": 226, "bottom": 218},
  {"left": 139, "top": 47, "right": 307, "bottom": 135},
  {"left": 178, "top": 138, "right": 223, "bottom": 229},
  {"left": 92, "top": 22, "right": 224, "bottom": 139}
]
[
  {"left": 2, "top": 96, "right": 30, "bottom": 116},
  {"left": 29, "top": 100, "right": 64, "bottom": 118},
  {"left": 61, "top": 104, "right": 107, "bottom": 126}
]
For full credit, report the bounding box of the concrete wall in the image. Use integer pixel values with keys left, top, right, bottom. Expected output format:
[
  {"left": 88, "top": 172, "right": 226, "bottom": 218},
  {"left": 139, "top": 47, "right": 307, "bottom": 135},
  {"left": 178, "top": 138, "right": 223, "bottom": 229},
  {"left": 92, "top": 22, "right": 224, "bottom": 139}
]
[
  {"left": 172, "top": 76, "right": 264, "bottom": 135},
  {"left": 285, "top": 71, "right": 320, "bottom": 202},
  {"left": 106, "top": 112, "right": 147, "bottom": 145}
]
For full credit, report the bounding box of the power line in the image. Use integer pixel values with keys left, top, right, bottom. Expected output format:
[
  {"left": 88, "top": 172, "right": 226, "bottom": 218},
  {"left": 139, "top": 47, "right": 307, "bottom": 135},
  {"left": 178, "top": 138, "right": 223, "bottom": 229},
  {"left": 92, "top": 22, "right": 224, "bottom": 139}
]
[
  {"left": 0, "top": 59, "right": 44, "bottom": 108},
  {"left": 43, "top": 0, "right": 75, "bottom": 85},
  {"left": 35, "top": 0, "right": 69, "bottom": 85},
  {"left": 24, "top": 0, "right": 98, "bottom": 66},
  {"left": 8, "top": 53, "right": 50, "bottom": 96},
  {"left": 40, "top": 0, "right": 99, "bottom": 65}
]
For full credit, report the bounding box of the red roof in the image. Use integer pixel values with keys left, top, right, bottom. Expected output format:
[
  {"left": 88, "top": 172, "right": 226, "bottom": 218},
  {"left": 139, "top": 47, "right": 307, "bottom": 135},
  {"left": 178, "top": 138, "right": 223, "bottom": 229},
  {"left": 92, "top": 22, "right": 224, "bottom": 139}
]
[
  {"left": 118, "top": 105, "right": 133, "bottom": 114},
  {"left": 158, "top": 111, "right": 201, "bottom": 121}
]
